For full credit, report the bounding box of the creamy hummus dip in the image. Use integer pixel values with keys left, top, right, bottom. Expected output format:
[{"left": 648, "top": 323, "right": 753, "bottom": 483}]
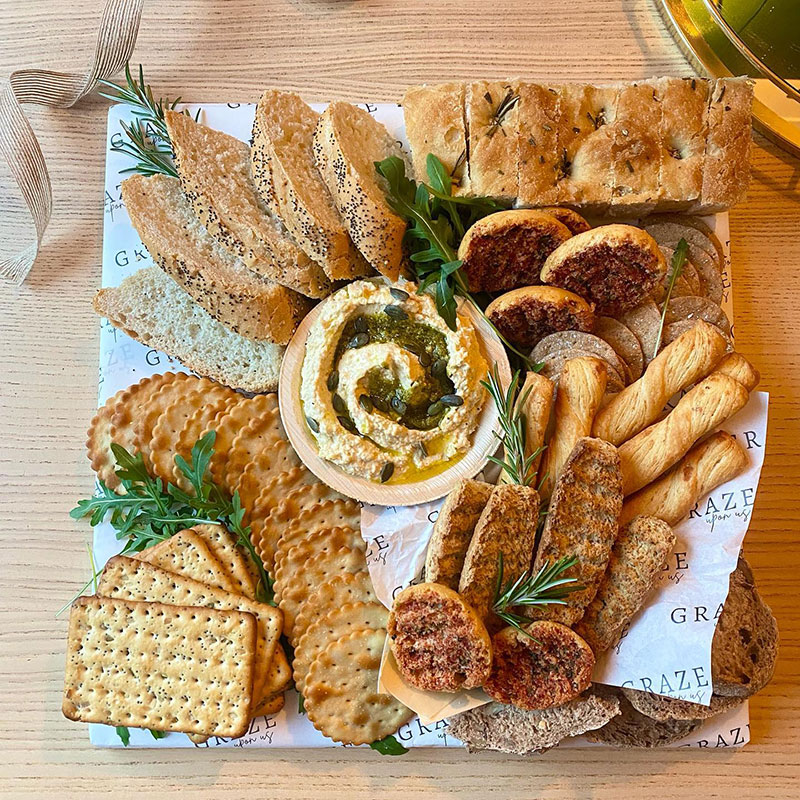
[{"left": 300, "top": 280, "right": 489, "bottom": 483}]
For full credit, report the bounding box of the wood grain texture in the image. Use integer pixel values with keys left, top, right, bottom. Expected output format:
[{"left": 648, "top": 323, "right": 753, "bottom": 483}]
[{"left": 1, "top": 0, "right": 798, "bottom": 796}]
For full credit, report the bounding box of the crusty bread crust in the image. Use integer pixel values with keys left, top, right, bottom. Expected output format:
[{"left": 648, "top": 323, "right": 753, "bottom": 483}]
[
  {"left": 459, "top": 210, "right": 572, "bottom": 293},
  {"left": 541, "top": 224, "right": 667, "bottom": 315},
  {"left": 486, "top": 285, "right": 594, "bottom": 350},
  {"left": 424, "top": 479, "right": 493, "bottom": 589},
  {"left": 313, "top": 102, "right": 408, "bottom": 280}
]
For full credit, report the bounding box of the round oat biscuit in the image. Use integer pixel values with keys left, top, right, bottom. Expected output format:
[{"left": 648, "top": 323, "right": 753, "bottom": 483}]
[
  {"left": 531, "top": 331, "right": 631, "bottom": 384},
  {"left": 538, "top": 350, "right": 626, "bottom": 393},
  {"left": 208, "top": 393, "right": 279, "bottom": 487},
  {"left": 275, "top": 518, "right": 364, "bottom": 574},
  {"left": 223, "top": 404, "right": 286, "bottom": 494},
  {"left": 250, "top": 477, "right": 340, "bottom": 572},
  {"left": 304, "top": 628, "right": 413, "bottom": 745},
  {"left": 616, "top": 300, "right": 661, "bottom": 366},
  {"left": 150, "top": 383, "right": 234, "bottom": 485},
  {"left": 593, "top": 317, "right": 645, "bottom": 381},
  {"left": 276, "top": 546, "right": 367, "bottom": 639},
  {"left": 276, "top": 526, "right": 366, "bottom": 583},
  {"left": 294, "top": 572, "right": 378, "bottom": 644},
  {"left": 109, "top": 373, "right": 174, "bottom": 463},
  {"left": 663, "top": 295, "right": 731, "bottom": 336},
  {"left": 233, "top": 439, "right": 304, "bottom": 514},
  {"left": 294, "top": 600, "right": 388, "bottom": 691}
]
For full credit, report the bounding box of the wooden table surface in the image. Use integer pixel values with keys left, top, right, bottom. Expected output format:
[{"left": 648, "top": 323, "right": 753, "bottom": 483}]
[{"left": 1, "top": 0, "right": 798, "bottom": 797}]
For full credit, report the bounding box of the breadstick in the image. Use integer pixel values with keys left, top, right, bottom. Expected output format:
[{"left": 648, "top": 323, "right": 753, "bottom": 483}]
[
  {"left": 575, "top": 516, "right": 676, "bottom": 653},
  {"left": 619, "top": 431, "right": 749, "bottom": 526},
  {"left": 618, "top": 372, "right": 749, "bottom": 495},
  {"left": 593, "top": 320, "right": 727, "bottom": 445},
  {"left": 499, "top": 371, "right": 554, "bottom": 486},
  {"left": 713, "top": 352, "right": 760, "bottom": 392},
  {"left": 538, "top": 357, "right": 606, "bottom": 500}
]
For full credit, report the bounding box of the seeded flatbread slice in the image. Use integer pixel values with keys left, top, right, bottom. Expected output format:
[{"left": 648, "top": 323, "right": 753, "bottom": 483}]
[
  {"left": 251, "top": 477, "right": 340, "bottom": 572},
  {"left": 304, "top": 628, "right": 414, "bottom": 745},
  {"left": 616, "top": 300, "right": 661, "bottom": 365},
  {"left": 277, "top": 546, "right": 367, "bottom": 639},
  {"left": 664, "top": 295, "right": 731, "bottom": 335},
  {"left": 191, "top": 523, "right": 259, "bottom": 599},
  {"left": 593, "top": 317, "right": 645, "bottom": 381},
  {"left": 97, "top": 555, "right": 282, "bottom": 703},
  {"left": 294, "top": 600, "right": 388, "bottom": 691},
  {"left": 532, "top": 331, "right": 632, "bottom": 385},
  {"left": 208, "top": 393, "right": 279, "bottom": 487},
  {"left": 63, "top": 596, "right": 257, "bottom": 738},
  {"left": 621, "top": 688, "right": 743, "bottom": 721},
  {"left": 135, "top": 527, "right": 239, "bottom": 593},
  {"left": 223, "top": 403, "right": 285, "bottom": 494},
  {"left": 294, "top": 571, "right": 377, "bottom": 644},
  {"left": 234, "top": 439, "right": 304, "bottom": 514}
]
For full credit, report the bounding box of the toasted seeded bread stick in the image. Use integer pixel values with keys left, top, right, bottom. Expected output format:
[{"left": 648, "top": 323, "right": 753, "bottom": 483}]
[{"left": 593, "top": 320, "right": 727, "bottom": 446}]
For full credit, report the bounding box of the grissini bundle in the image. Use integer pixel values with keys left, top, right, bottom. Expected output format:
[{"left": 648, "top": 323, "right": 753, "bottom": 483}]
[
  {"left": 619, "top": 431, "right": 749, "bottom": 526},
  {"left": 539, "top": 357, "right": 606, "bottom": 500},
  {"left": 592, "top": 320, "right": 728, "bottom": 446},
  {"left": 618, "top": 372, "right": 749, "bottom": 496},
  {"left": 574, "top": 516, "right": 676, "bottom": 653},
  {"left": 499, "top": 371, "right": 554, "bottom": 486},
  {"left": 712, "top": 351, "right": 761, "bottom": 392}
]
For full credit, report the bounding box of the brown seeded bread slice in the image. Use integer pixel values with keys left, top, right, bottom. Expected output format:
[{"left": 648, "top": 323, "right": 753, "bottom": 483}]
[
  {"left": 313, "top": 102, "right": 409, "bottom": 281},
  {"left": 250, "top": 89, "right": 371, "bottom": 280},
  {"left": 458, "top": 483, "right": 540, "bottom": 626},
  {"left": 93, "top": 267, "right": 284, "bottom": 393},
  {"left": 121, "top": 174, "right": 310, "bottom": 344},
  {"left": 402, "top": 83, "right": 470, "bottom": 192},
  {"left": 712, "top": 556, "right": 778, "bottom": 697},
  {"left": 165, "top": 110, "right": 332, "bottom": 299},
  {"left": 424, "top": 479, "right": 494, "bottom": 589},
  {"left": 448, "top": 692, "right": 621, "bottom": 754}
]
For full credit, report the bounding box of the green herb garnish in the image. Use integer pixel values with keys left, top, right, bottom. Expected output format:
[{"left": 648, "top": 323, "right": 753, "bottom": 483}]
[
  {"left": 115, "top": 726, "right": 130, "bottom": 746},
  {"left": 71, "top": 431, "right": 273, "bottom": 604},
  {"left": 652, "top": 238, "right": 689, "bottom": 360},
  {"left": 485, "top": 88, "right": 520, "bottom": 139},
  {"left": 98, "top": 63, "right": 199, "bottom": 178},
  {"left": 375, "top": 153, "right": 535, "bottom": 368},
  {"left": 481, "top": 365, "right": 543, "bottom": 487},
  {"left": 369, "top": 734, "right": 409, "bottom": 756},
  {"left": 492, "top": 554, "right": 581, "bottom": 636}
]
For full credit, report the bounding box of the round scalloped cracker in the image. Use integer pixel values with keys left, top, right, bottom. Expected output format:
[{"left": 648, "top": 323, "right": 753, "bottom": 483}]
[
  {"left": 250, "top": 472, "right": 330, "bottom": 571},
  {"left": 593, "top": 316, "right": 645, "bottom": 381},
  {"left": 208, "top": 393, "right": 279, "bottom": 487},
  {"left": 664, "top": 295, "right": 731, "bottom": 335},
  {"left": 275, "top": 524, "right": 365, "bottom": 581},
  {"left": 86, "top": 395, "right": 121, "bottom": 491},
  {"left": 616, "top": 299, "right": 661, "bottom": 366},
  {"left": 234, "top": 439, "right": 304, "bottom": 514},
  {"left": 294, "top": 600, "right": 388, "bottom": 692},
  {"left": 222, "top": 405, "right": 286, "bottom": 495},
  {"left": 172, "top": 388, "right": 240, "bottom": 486},
  {"left": 276, "top": 546, "right": 367, "bottom": 639},
  {"left": 150, "top": 383, "right": 234, "bottom": 485},
  {"left": 134, "top": 374, "right": 210, "bottom": 469},
  {"left": 109, "top": 373, "right": 175, "bottom": 462},
  {"left": 304, "top": 628, "right": 413, "bottom": 745},
  {"left": 531, "top": 331, "right": 631, "bottom": 384},
  {"left": 294, "top": 571, "right": 378, "bottom": 644}
]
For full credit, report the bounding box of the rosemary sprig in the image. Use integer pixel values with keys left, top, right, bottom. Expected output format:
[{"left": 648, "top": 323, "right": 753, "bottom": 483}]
[
  {"left": 70, "top": 431, "right": 273, "bottom": 604},
  {"left": 375, "top": 154, "right": 535, "bottom": 368},
  {"left": 486, "top": 88, "right": 520, "bottom": 139},
  {"left": 481, "top": 365, "right": 543, "bottom": 487},
  {"left": 492, "top": 554, "right": 582, "bottom": 636},
  {"left": 652, "top": 238, "right": 689, "bottom": 360},
  {"left": 98, "top": 63, "right": 198, "bottom": 178}
]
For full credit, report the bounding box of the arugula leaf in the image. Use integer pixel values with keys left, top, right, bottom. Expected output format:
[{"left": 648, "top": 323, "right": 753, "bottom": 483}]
[
  {"left": 298, "top": 692, "right": 306, "bottom": 715},
  {"left": 71, "top": 431, "right": 273, "bottom": 606},
  {"left": 115, "top": 726, "right": 130, "bottom": 746},
  {"left": 652, "top": 239, "right": 689, "bottom": 359},
  {"left": 369, "top": 734, "right": 408, "bottom": 755},
  {"left": 148, "top": 729, "right": 166, "bottom": 740}
]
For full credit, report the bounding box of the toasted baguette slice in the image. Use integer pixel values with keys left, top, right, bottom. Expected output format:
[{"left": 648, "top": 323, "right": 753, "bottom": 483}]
[
  {"left": 251, "top": 90, "right": 370, "bottom": 280},
  {"left": 121, "top": 174, "right": 309, "bottom": 343},
  {"left": 165, "top": 110, "right": 332, "bottom": 299},
  {"left": 93, "top": 267, "right": 284, "bottom": 393},
  {"left": 313, "top": 102, "right": 409, "bottom": 280}
]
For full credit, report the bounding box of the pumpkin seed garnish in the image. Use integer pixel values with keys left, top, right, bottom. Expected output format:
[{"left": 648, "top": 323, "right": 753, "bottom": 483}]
[
  {"left": 337, "top": 415, "right": 357, "bottom": 433},
  {"left": 391, "top": 396, "right": 407, "bottom": 415},
  {"left": 326, "top": 370, "right": 339, "bottom": 391},
  {"left": 427, "top": 400, "right": 444, "bottom": 416},
  {"left": 349, "top": 332, "right": 369, "bottom": 348},
  {"left": 306, "top": 416, "right": 320, "bottom": 433},
  {"left": 358, "top": 394, "right": 373, "bottom": 413},
  {"left": 389, "top": 287, "right": 409, "bottom": 301},
  {"left": 431, "top": 358, "right": 448, "bottom": 379},
  {"left": 372, "top": 395, "right": 390, "bottom": 414},
  {"left": 441, "top": 394, "right": 464, "bottom": 407},
  {"left": 354, "top": 316, "right": 368, "bottom": 333},
  {"left": 380, "top": 462, "right": 395, "bottom": 483},
  {"left": 384, "top": 304, "right": 408, "bottom": 320},
  {"left": 332, "top": 393, "right": 347, "bottom": 414},
  {"left": 418, "top": 351, "right": 432, "bottom": 367}
]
